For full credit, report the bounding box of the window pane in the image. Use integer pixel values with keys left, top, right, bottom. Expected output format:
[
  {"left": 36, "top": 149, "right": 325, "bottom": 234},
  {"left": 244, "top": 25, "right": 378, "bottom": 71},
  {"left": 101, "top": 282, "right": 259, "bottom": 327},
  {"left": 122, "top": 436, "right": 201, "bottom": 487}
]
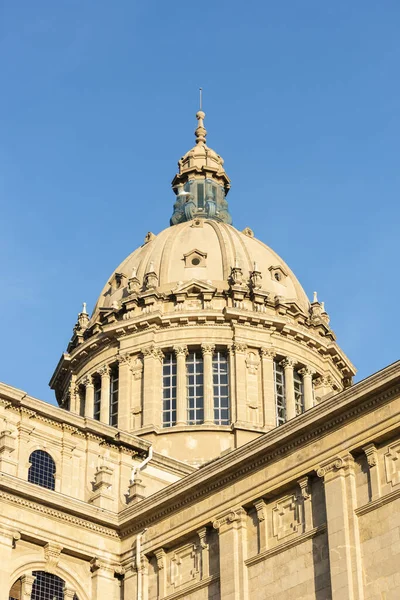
[
  {"left": 162, "top": 353, "right": 177, "bottom": 427},
  {"left": 212, "top": 351, "right": 230, "bottom": 425},
  {"left": 186, "top": 352, "right": 204, "bottom": 424}
]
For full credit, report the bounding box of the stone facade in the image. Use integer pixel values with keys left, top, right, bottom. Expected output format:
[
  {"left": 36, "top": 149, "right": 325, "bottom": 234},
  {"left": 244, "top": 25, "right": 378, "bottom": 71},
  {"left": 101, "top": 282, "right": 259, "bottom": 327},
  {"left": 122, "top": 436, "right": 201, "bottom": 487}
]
[{"left": 1, "top": 112, "right": 398, "bottom": 599}]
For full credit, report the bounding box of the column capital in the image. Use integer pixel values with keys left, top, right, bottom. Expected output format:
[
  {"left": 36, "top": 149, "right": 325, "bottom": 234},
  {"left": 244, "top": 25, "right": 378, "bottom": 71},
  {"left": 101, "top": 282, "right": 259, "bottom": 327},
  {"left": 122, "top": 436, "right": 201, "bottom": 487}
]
[
  {"left": 280, "top": 357, "right": 295, "bottom": 369},
  {"left": 317, "top": 454, "right": 354, "bottom": 478},
  {"left": 117, "top": 352, "right": 131, "bottom": 366},
  {"left": 142, "top": 345, "right": 164, "bottom": 362},
  {"left": 82, "top": 375, "right": 93, "bottom": 388},
  {"left": 197, "top": 526, "right": 209, "bottom": 549},
  {"left": 232, "top": 342, "right": 247, "bottom": 354},
  {"left": 44, "top": 542, "right": 63, "bottom": 573},
  {"left": 201, "top": 343, "right": 215, "bottom": 355},
  {"left": 213, "top": 507, "right": 246, "bottom": 531},
  {"left": 253, "top": 498, "right": 267, "bottom": 522},
  {"left": 297, "top": 476, "right": 310, "bottom": 500},
  {"left": 173, "top": 345, "right": 188, "bottom": 357},
  {"left": 260, "top": 347, "right": 276, "bottom": 360},
  {"left": 154, "top": 548, "right": 166, "bottom": 570},
  {"left": 298, "top": 366, "right": 315, "bottom": 377},
  {"left": 98, "top": 364, "right": 111, "bottom": 377},
  {"left": 64, "top": 586, "right": 76, "bottom": 600}
]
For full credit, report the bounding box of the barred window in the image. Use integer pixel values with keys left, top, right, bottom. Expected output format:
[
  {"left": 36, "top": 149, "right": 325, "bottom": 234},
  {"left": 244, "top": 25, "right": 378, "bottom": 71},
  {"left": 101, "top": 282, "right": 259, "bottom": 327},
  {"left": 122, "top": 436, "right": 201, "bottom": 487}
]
[
  {"left": 213, "top": 351, "right": 230, "bottom": 425},
  {"left": 294, "top": 370, "right": 304, "bottom": 416},
  {"left": 162, "top": 353, "right": 177, "bottom": 427},
  {"left": 187, "top": 351, "right": 204, "bottom": 424},
  {"left": 109, "top": 365, "right": 119, "bottom": 427},
  {"left": 28, "top": 450, "right": 56, "bottom": 491},
  {"left": 274, "top": 362, "right": 286, "bottom": 426},
  {"left": 93, "top": 374, "right": 101, "bottom": 421},
  {"left": 9, "top": 573, "right": 79, "bottom": 600}
]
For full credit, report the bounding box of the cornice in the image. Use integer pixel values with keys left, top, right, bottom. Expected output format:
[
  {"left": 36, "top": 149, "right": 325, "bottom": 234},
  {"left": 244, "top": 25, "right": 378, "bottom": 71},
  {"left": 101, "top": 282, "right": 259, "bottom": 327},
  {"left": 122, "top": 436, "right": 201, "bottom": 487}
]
[{"left": 118, "top": 362, "right": 400, "bottom": 535}]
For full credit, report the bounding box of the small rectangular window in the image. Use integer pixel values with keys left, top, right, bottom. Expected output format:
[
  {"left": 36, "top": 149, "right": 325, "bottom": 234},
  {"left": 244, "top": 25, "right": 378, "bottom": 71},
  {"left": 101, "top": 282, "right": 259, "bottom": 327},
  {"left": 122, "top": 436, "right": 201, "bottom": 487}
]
[{"left": 197, "top": 183, "right": 204, "bottom": 209}]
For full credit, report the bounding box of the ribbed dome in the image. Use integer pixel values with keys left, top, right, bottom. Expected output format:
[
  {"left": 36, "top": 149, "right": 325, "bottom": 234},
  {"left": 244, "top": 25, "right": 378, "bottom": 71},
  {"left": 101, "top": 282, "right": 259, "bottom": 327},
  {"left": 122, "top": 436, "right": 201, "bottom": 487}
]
[{"left": 91, "top": 220, "right": 310, "bottom": 320}]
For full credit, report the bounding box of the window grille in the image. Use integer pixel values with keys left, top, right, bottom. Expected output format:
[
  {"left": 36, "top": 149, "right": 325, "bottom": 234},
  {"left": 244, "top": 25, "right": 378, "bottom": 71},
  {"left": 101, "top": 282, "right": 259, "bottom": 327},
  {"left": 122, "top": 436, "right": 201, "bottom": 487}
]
[
  {"left": 213, "top": 351, "right": 230, "bottom": 425},
  {"left": 93, "top": 375, "right": 101, "bottom": 421},
  {"left": 28, "top": 450, "right": 56, "bottom": 491},
  {"left": 109, "top": 365, "right": 119, "bottom": 427},
  {"left": 162, "top": 353, "right": 177, "bottom": 427},
  {"left": 187, "top": 351, "right": 204, "bottom": 424},
  {"left": 274, "top": 362, "right": 286, "bottom": 426},
  {"left": 294, "top": 370, "right": 305, "bottom": 416}
]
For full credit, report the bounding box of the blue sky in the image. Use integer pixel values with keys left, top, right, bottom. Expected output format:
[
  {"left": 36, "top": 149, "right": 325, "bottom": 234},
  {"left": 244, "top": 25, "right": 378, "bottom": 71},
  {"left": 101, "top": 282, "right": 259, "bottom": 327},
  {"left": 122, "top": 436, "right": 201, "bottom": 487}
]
[{"left": 1, "top": 1, "right": 399, "bottom": 404}]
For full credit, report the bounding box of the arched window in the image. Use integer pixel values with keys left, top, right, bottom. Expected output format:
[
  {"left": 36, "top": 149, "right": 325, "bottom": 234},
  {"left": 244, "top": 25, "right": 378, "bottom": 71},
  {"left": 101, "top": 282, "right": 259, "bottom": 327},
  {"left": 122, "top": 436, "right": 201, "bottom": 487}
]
[
  {"left": 28, "top": 450, "right": 56, "bottom": 491},
  {"left": 213, "top": 351, "right": 230, "bottom": 425},
  {"left": 162, "top": 353, "right": 177, "bottom": 427},
  {"left": 109, "top": 364, "right": 119, "bottom": 427},
  {"left": 9, "top": 572, "right": 79, "bottom": 600},
  {"left": 187, "top": 351, "right": 204, "bottom": 424}
]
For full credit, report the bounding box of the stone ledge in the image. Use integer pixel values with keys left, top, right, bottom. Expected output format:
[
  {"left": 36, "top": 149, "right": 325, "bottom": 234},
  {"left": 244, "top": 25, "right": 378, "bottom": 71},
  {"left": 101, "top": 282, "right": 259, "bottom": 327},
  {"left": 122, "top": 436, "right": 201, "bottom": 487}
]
[
  {"left": 163, "top": 574, "right": 219, "bottom": 600},
  {"left": 245, "top": 524, "right": 326, "bottom": 567},
  {"left": 355, "top": 487, "right": 400, "bottom": 517}
]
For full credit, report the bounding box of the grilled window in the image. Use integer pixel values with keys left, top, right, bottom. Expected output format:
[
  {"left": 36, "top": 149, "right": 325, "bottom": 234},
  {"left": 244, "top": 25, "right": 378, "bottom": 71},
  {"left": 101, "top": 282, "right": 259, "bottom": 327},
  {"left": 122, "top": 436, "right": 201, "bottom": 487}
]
[
  {"left": 187, "top": 351, "right": 204, "bottom": 424},
  {"left": 213, "top": 351, "right": 230, "bottom": 425},
  {"left": 294, "top": 370, "right": 305, "bottom": 416},
  {"left": 28, "top": 450, "right": 56, "bottom": 491},
  {"left": 93, "top": 374, "right": 101, "bottom": 421},
  {"left": 162, "top": 353, "right": 177, "bottom": 427},
  {"left": 274, "top": 362, "right": 286, "bottom": 426},
  {"left": 109, "top": 365, "right": 119, "bottom": 427}
]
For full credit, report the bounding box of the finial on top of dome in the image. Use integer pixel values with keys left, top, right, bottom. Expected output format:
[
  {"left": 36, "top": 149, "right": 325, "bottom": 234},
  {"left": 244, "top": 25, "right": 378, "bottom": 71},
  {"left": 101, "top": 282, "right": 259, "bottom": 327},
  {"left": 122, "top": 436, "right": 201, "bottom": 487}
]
[
  {"left": 195, "top": 110, "right": 207, "bottom": 145},
  {"left": 82, "top": 302, "right": 87, "bottom": 315},
  {"left": 313, "top": 291, "right": 318, "bottom": 303}
]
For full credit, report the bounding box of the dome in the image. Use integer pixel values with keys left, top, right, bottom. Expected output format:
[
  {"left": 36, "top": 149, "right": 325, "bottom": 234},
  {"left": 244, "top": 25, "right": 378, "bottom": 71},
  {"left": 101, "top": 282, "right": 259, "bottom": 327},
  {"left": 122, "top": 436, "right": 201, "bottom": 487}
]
[{"left": 92, "top": 220, "right": 310, "bottom": 320}]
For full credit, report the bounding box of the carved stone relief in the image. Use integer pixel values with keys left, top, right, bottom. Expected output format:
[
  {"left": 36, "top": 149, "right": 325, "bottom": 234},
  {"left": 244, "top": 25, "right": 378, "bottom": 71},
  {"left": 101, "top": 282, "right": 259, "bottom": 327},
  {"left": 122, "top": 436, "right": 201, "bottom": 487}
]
[{"left": 272, "top": 494, "right": 301, "bottom": 540}]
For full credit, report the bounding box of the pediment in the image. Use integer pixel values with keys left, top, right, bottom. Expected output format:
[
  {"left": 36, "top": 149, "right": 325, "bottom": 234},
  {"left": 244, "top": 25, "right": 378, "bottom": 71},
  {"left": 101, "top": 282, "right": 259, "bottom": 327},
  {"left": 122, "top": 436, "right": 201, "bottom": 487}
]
[{"left": 172, "top": 278, "right": 216, "bottom": 296}]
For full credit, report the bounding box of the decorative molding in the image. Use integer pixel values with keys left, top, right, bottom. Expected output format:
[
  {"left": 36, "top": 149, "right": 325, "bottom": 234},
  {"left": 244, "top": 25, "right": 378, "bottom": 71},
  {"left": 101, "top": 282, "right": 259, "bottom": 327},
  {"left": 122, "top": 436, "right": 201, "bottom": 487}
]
[
  {"left": 232, "top": 342, "right": 247, "bottom": 354},
  {"left": 154, "top": 548, "right": 166, "bottom": 570},
  {"left": 142, "top": 345, "right": 164, "bottom": 361},
  {"left": 173, "top": 345, "right": 188, "bottom": 357},
  {"left": 246, "top": 351, "right": 260, "bottom": 375},
  {"left": 259, "top": 347, "right": 276, "bottom": 360},
  {"left": 163, "top": 574, "right": 219, "bottom": 600},
  {"left": 201, "top": 344, "right": 215, "bottom": 355},
  {"left": 298, "top": 366, "right": 315, "bottom": 378},
  {"left": 212, "top": 507, "right": 246, "bottom": 530},
  {"left": 98, "top": 365, "right": 111, "bottom": 377},
  {"left": 363, "top": 442, "right": 378, "bottom": 468},
  {"left": 170, "top": 542, "right": 199, "bottom": 589},
  {"left": 297, "top": 476, "right": 310, "bottom": 500},
  {"left": 253, "top": 498, "right": 267, "bottom": 522},
  {"left": 280, "top": 357, "right": 295, "bottom": 369},
  {"left": 384, "top": 442, "right": 400, "bottom": 486},
  {"left": 355, "top": 487, "right": 400, "bottom": 516},
  {"left": 272, "top": 494, "right": 301, "bottom": 540},
  {"left": 44, "top": 542, "right": 63, "bottom": 573},
  {"left": 197, "top": 527, "right": 208, "bottom": 550},
  {"left": 316, "top": 456, "right": 347, "bottom": 478}
]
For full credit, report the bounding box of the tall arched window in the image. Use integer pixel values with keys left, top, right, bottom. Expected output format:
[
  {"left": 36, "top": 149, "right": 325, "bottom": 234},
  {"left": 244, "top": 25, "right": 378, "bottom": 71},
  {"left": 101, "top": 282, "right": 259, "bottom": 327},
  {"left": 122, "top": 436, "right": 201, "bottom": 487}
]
[
  {"left": 187, "top": 351, "right": 204, "bottom": 424},
  {"left": 274, "top": 361, "right": 286, "bottom": 426},
  {"left": 213, "top": 351, "right": 230, "bottom": 424},
  {"left": 109, "top": 364, "right": 119, "bottom": 427},
  {"left": 162, "top": 353, "right": 177, "bottom": 427},
  {"left": 28, "top": 450, "right": 56, "bottom": 491}
]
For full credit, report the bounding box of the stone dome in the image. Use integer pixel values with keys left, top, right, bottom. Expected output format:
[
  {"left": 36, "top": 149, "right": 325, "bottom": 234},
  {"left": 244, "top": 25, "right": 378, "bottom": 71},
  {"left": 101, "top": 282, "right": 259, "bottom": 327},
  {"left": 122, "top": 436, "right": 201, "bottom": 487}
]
[{"left": 92, "top": 220, "right": 310, "bottom": 320}]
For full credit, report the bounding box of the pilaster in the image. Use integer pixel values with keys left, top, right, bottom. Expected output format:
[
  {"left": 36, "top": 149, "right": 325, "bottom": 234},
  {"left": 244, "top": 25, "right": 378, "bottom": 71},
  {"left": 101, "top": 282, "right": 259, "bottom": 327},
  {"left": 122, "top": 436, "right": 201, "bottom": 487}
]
[
  {"left": 154, "top": 548, "right": 167, "bottom": 597},
  {"left": 90, "top": 558, "right": 120, "bottom": 600},
  {"left": 317, "top": 455, "right": 364, "bottom": 600},
  {"left": 174, "top": 346, "right": 188, "bottom": 426},
  {"left": 197, "top": 527, "right": 210, "bottom": 579},
  {"left": 297, "top": 476, "right": 312, "bottom": 532},
  {"left": 117, "top": 353, "right": 133, "bottom": 430},
  {"left": 202, "top": 344, "right": 215, "bottom": 425},
  {"left": 363, "top": 442, "right": 381, "bottom": 501},
  {"left": 233, "top": 343, "right": 248, "bottom": 425},
  {"left": 0, "top": 529, "right": 20, "bottom": 600},
  {"left": 142, "top": 346, "right": 164, "bottom": 429},
  {"left": 260, "top": 348, "right": 276, "bottom": 429},
  {"left": 253, "top": 498, "right": 268, "bottom": 552},
  {"left": 213, "top": 507, "right": 248, "bottom": 600}
]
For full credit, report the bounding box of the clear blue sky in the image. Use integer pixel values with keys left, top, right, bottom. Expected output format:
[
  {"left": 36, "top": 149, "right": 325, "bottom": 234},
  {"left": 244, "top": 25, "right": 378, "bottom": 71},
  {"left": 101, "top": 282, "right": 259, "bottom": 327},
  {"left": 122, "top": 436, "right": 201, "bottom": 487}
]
[{"left": 1, "top": 2, "right": 399, "bottom": 405}]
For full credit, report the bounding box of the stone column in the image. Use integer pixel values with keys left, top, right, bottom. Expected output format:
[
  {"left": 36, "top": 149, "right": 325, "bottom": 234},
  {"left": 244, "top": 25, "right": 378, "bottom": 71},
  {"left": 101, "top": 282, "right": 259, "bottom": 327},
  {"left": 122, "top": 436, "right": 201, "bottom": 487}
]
[
  {"left": 299, "top": 367, "right": 315, "bottom": 411},
  {"left": 0, "top": 530, "right": 20, "bottom": 600},
  {"left": 154, "top": 548, "right": 166, "bottom": 597},
  {"left": 99, "top": 365, "right": 111, "bottom": 425},
  {"left": 142, "top": 346, "right": 164, "bottom": 429},
  {"left": 317, "top": 455, "right": 364, "bottom": 600},
  {"left": 281, "top": 358, "right": 295, "bottom": 421},
  {"left": 117, "top": 354, "right": 132, "bottom": 430},
  {"left": 363, "top": 443, "right": 381, "bottom": 501},
  {"left": 21, "top": 574, "right": 36, "bottom": 600},
  {"left": 197, "top": 527, "right": 210, "bottom": 579},
  {"left": 213, "top": 508, "right": 248, "bottom": 600},
  {"left": 174, "top": 346, "right": 188, "bottom": 426},
  {"left": 260, "top": 348, "right": 276, "bottom": 429},
  {"left": 90, "top": 559, "right": 120, "bottom": 600},
  {"left": 233, "top": 343, "right": 248, "bottom": 425},
  {"left": 84, "top": 376, "right": 94, "bottom": 419},
  {"left": 253, "top": 499, "right": 268, "bottom": 553},
  {"left": 202, "top": 344, "right": 215, "bottom": 425}
]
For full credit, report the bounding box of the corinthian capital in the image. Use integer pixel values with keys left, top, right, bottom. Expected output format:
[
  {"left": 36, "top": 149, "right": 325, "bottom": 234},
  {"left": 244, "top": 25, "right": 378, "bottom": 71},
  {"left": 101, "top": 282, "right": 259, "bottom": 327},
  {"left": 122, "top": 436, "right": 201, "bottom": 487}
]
[
  {"left": 201, "top": 344, "right": 215, "bottom": 355},
  {"left": 280, "top": 357, "right": 295, "bottom": 369},
  {"left": 260, "top": 347, "right": 276, "bottom": 360},
  {"left": 173, "top": 345, "right": 188, "bottom": 357}
]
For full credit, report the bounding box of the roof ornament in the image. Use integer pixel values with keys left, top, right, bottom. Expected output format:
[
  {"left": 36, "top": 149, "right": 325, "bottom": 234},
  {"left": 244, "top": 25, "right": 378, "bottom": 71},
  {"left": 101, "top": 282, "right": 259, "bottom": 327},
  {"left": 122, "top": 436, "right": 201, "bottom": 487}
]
[
  {"left": 82, "top": 302, "right": 87, "bottom": 315},
  {"left": 313, "top": 291, "right": 318, "bottom": 303}
]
